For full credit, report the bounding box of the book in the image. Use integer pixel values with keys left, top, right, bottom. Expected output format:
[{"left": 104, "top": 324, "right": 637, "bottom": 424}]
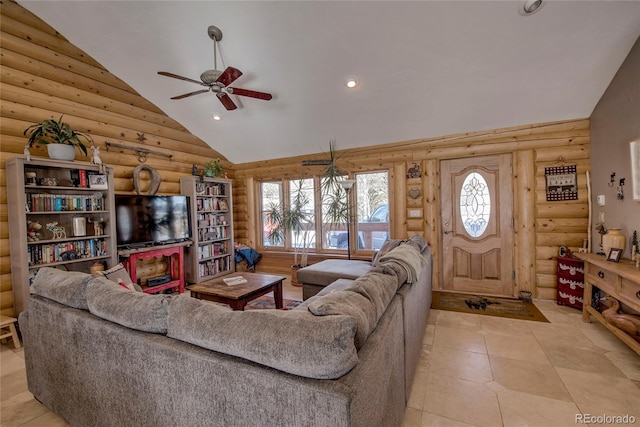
[
  {"left": 79, "top": 169, "right": 87, "bottom": 188},
  {"left": 223, "top": 276, "right": 247, "bottom": 286}
]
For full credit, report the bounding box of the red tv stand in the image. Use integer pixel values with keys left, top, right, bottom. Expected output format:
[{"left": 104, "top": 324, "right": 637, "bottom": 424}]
[{"left": 118, "top": 242, "right": 191, "bottom": 294}]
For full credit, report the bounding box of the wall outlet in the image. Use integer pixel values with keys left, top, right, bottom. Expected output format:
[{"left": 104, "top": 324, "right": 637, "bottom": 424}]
[{"left": 598, "top": 212, "right": 605, "bottom": 223}]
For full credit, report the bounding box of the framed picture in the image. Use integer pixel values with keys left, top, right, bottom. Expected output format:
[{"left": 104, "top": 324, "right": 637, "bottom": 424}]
[
  {"left": 88, "top": 174, "right": 108, "bottom": 189},
  {"left": 630, "top": 138, "right": 640, "bottom": 201},
  {"left": 545, "top": 164, "right": 578, "bottom": 201},
  {"left": 606, "top": 248, "right": 623, "bottom": 263}
]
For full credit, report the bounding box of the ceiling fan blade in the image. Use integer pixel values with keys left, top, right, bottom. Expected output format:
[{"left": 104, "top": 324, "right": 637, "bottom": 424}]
[
  {"left": 171, "top": 89, "right": 210, "bottom": 100},
  {"left": 216, "top": 67, "right": 243, "bottom": 87},
  {"left": 217, "top": 93, "right": 238, "bottom": 110},
  {"left": 158, "top": 71, "right": 207, "bottom": 86},
  {"left": 227, "top": 87, "right": 273, "bottom": 101}
]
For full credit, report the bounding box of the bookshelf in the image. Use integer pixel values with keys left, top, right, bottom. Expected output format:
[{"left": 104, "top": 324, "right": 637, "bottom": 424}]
[
  {"left": 6, "top": 156, "right": 117, "bottom": 315},
  {"left": 180, "top": 176, "right": 234, "bottom": 283}
]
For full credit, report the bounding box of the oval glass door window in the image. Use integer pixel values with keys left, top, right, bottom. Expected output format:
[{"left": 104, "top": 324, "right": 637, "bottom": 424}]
[{"left": 460, "top": 172, "right": 491, "bottom": 237}]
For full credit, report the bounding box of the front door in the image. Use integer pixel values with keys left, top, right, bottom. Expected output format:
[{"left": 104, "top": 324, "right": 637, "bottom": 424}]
[{"left": 440, "top": 154, "right": 514, "bottom": 296}]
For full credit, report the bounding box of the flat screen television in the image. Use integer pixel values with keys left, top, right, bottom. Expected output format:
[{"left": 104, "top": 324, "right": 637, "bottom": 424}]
[{"left": 115, "top": 195, "right": 191, "bottom": 248}]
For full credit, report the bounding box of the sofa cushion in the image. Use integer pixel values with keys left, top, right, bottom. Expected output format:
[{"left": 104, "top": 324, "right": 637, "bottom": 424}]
[
  {"left": 167, "top": 295, "right": 358, "bottom": 380},
  {"left": 296, "top": 259, "right": 372, "bottom": 287},
  {"left": 318, "top": 278, "right": 355, "bottom": 296},
  {"left": 86, "top": 279, "right": 172, "bottom": 334},
  {"left": 31, "top": 267, "right": 98, "bottom": 310},
  {"left": 344, "top": 267, "right": 400, "bottom": 320},
  {"left": 372, "top": 239, "right": 403, "bottom": 266},
  {"left": 308, "top": 290, "right": 376, "bottom": 349},
  {"left": 408, "top": 234, "right": 429, "bottom": 253}
]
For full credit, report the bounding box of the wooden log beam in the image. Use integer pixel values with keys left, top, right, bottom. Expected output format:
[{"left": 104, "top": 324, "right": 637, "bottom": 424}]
[
  {"left": 0, "top": 1, "right": 104, "bottom": 67},
  {"left": 1, "top": 83, "right": 216, "bottom": 151}
]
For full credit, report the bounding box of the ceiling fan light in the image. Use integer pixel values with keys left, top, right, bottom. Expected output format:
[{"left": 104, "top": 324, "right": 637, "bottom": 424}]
[
  {"left": 521, "top": 0, "right": 544, "bottom": 15},
  {"left": 345, "top": 77, "right": 359, "bottom": 89}
]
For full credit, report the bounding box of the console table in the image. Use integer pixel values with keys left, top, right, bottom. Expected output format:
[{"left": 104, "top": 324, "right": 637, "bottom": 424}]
[
  {"left": 118, "top": 242, "right": 191, "bottom": 294},
  {"left": 575, "top": 253, "right": 640, "bottom": 355}
]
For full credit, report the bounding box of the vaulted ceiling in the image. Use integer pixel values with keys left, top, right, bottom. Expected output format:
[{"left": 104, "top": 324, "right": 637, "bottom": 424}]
[{"left": 18, "top": 1, "right": 640, "bottom": 164}]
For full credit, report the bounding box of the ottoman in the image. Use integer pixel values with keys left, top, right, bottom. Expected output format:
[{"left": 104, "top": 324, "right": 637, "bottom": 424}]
[{"left": 297, "top": 259, "right": 373, "bottom": 299}]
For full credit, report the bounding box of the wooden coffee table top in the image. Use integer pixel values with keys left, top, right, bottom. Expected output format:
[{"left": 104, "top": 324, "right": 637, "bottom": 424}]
[{"left": 187, "top": 272, "right": 286, "bottom": 300}]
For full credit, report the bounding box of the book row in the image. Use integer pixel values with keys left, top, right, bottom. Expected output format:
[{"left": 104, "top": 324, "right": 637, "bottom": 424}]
[
  {"left": 195, "top": 183, "right": 226, "bottom": 196},
  {"left": 28, "top": 239, "right": 108, "bottom": 266},
  {"left": 197, "top": 226, "right": 229, "bottom": 242},
  {"left": 196, "top": 213, "right": 229, "bottom": 227},
  {"left": 198, "top": 242, "right": 229, "bottom": 260},
  {"left": 196, "top": 197, "right": 229, "bottom": 212},
  {"left": 198, "top": 256, "right": 232, "bottom": 277},
  {"left": 27, "top": 193, "right": 105, "bottom": 213}
]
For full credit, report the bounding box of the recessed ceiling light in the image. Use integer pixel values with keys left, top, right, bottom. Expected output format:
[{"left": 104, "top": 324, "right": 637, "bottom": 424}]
[
  {"left": 213, "top": 114, "right": 221, "bottom": 121},
  {"left": 345, "top": 77, "right": 359, "bottom": 89},
  {"left": 520, "top": 0, "right": 544, "bottom": 15}
]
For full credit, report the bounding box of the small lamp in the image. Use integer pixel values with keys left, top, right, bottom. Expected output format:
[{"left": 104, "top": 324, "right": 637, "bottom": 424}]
[{"left": 338, "top": 180, "right": 356, "bottom": 259}]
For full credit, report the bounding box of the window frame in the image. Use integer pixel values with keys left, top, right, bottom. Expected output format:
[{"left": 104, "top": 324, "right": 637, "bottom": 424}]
[{"left": 256, "top": 168, "right": 391, "bottom": 256}]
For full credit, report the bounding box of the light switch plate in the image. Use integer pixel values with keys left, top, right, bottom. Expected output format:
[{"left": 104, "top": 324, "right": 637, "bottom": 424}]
[
  {"left": 597, "top": 195, "right": 605, "bottom": 206},
  {"left": 408, "top": 208, "right": 422, "bottom": 218}
]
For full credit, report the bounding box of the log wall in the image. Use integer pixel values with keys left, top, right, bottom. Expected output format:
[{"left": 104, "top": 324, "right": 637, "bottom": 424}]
[
  {"left": 0, "top": 1, "right": 591, "bottom": 315},
  {"left": 0, "top": 1, "right": 225, "bottom": 316},
  {"left": 234, "top": 119, "right": 591, "bottom": 300}
]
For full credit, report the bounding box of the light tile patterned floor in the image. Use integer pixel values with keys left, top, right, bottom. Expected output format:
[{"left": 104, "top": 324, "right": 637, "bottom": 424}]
[
  {"left": 2, "top": 285, "right": 639, "bottom": 426},
  {"left": 403, "top": 300, "right": 640, "bottom": 427}
]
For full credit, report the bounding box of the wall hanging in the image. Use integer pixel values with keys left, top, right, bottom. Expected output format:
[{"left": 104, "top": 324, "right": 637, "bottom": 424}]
[
  {"left": 545, "top": 158, "right": 577, "bottom": 201},
  {"left": 133, "top": 165, "right": 162, "bottom": 195}
]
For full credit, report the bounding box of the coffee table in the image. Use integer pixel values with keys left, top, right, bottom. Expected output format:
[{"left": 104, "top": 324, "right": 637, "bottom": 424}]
[{"left": 187, "top": 272, "right": 286, "bottom": 311}]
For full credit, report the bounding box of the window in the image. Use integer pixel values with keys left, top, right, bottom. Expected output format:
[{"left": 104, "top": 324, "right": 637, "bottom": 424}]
[
  {"left": 460, "top": 172, "right": 491, "bottom": 237},
  {"left": 355, "top": 172, "right": 389, "bottom": 250},
  {"left": 290, "top": 178, "right": 315, "bottom": 249},
  {"left": 261, "top": 181, "right": 282, "bottom": 247},
  {"left": 259, "top": 170, "right": 389, "bottom": 253}
]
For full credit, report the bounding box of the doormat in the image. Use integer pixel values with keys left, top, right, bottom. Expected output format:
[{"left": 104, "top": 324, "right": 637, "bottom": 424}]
[
  {"left": 245, "top": 296, "right": 302, "bottom": 310},
  {"left": 431, "top": 291, "right": 549, "bottom": 322}
]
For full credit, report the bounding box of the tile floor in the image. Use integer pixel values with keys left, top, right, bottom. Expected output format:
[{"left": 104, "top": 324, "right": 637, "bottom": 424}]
[{"left": 2, "top": 281, "right": 639, "bottom": 427}]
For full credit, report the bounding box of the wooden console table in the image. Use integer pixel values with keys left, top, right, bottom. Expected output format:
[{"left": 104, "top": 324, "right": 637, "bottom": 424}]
[
  {"left": 575, "top": 253, "right": 640, "bottom": 355},
  {"left": 118, "top": 241, "right": 191, "bottom": 294}
]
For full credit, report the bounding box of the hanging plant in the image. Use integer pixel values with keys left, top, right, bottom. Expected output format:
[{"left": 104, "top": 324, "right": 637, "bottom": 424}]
[{"left": 321, "top": 139, "right": 350, "bottom": 227}]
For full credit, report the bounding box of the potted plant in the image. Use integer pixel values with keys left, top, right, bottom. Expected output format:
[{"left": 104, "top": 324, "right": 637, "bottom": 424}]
[
  {"left": 24, "top": 115, "right": 91, "bottom": 161},
  {"left": 264, "top": 179, "right": 314, "bottom": 285},
  {"left": 204, "top": 159, "right": 223, "bottom": 178},
  {"left": 321, "top": 140, "right": 351, "bottom": 248}
]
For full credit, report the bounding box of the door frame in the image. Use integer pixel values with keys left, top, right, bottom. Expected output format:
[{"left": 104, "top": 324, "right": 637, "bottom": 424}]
[{"left": 439, "top": 153, "right": 515, "bottom": 297}]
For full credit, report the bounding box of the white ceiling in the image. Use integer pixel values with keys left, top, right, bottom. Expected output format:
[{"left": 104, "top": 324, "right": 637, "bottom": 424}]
[{"left": 18, "top": 1, "right": 640, "bottom": 164}]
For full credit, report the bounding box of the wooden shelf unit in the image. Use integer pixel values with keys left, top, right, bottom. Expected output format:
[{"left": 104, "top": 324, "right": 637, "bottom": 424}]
[
  {"left": 6, "top": 156, "right": 117, "bottom": 315},
  {"left": 575, "top": 252, "right": 640, "bottom": 355},
  {"left": 180, "top": 176, "right": 234, "bottom": 284},
  {"left": 118, "top": 242, "right": 189, "bottom": 294}
]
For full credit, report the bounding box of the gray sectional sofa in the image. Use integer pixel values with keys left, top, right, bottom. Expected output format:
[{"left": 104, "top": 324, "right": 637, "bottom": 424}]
[{"left": 19, "top": 237, "right": 432, "bottom": 427}]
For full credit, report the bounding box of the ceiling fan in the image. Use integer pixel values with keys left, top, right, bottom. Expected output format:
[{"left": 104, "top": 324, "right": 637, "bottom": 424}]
[{"left": 158, "top": 25, "right": 273, "bottom": 111}]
